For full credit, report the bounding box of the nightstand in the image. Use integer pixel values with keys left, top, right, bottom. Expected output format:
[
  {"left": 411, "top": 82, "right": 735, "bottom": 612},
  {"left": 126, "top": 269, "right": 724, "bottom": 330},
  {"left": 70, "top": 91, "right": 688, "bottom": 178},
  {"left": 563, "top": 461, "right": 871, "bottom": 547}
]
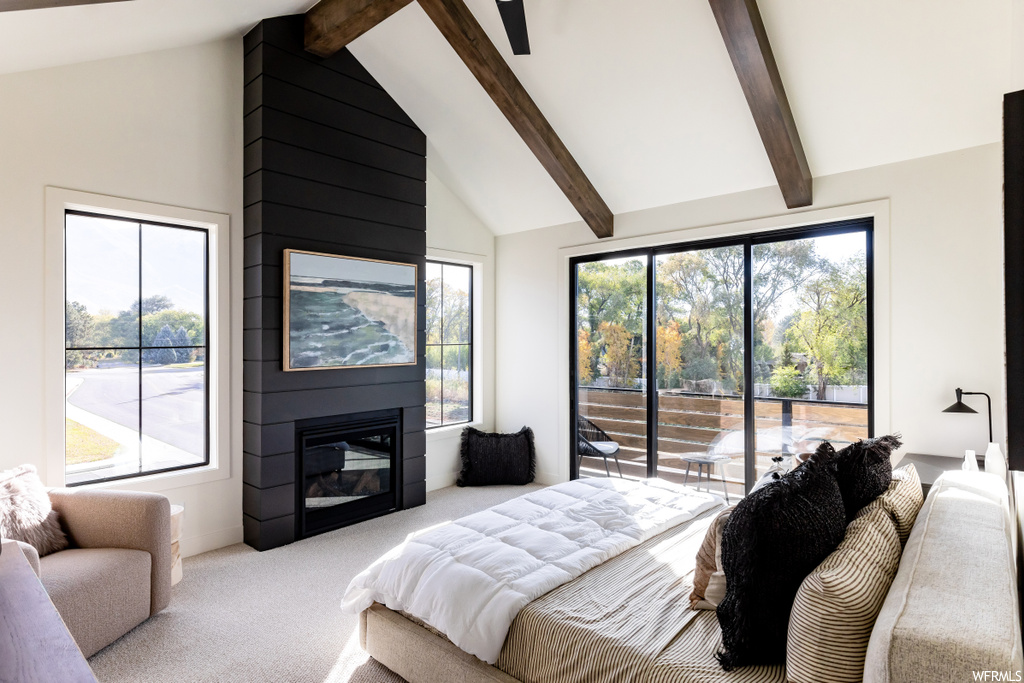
[{"left": 898, "top": 452, "right": 983, "bottom": 497}]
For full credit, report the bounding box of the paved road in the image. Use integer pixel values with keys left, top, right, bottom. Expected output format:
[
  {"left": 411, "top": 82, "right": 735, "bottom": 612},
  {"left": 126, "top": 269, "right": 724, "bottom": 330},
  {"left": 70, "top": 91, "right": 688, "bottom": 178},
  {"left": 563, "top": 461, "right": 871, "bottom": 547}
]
[{"left": 67, "top": 365, "right": 205, "bottom": 456}]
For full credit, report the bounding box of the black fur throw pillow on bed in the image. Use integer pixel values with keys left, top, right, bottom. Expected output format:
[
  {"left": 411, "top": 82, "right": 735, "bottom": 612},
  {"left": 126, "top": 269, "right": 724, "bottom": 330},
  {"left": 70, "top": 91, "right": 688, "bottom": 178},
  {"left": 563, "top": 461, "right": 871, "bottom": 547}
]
[
  {"left": 457, "top": 427, "right": 536, "bottom": 487},
  {"left": 715, "top": 450, "right": 847, "bottom": 670},
  {"left": 831, "top": 434, "right": 902, "bottom": 520}
]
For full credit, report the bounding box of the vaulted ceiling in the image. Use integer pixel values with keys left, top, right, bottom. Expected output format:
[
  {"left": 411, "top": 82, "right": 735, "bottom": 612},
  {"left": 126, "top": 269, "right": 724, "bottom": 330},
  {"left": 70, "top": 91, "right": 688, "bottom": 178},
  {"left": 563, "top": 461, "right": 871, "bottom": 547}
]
[{"left": 0, "top": 0, "right": 1014, "bottom": 235}]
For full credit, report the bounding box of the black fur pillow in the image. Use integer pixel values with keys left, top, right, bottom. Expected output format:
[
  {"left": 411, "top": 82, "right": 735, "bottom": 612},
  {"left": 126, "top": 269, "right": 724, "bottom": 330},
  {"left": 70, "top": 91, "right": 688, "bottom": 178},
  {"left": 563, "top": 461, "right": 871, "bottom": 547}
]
[
  {"left": 715, "top": 451, "right": 847, "bottom": 670},
  {"left": 832, "top": 434, "right": 902, "bottom": 520},
  {"left": 457, "top": 427, "right": 536, "bottom": 487}
]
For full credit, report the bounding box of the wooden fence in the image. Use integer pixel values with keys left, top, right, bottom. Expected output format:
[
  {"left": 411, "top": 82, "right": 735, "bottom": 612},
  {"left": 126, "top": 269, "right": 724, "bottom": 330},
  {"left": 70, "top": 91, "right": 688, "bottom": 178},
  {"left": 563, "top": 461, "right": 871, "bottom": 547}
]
[{"left": 579, "top": 388, "right": 869, "bottom": 482}]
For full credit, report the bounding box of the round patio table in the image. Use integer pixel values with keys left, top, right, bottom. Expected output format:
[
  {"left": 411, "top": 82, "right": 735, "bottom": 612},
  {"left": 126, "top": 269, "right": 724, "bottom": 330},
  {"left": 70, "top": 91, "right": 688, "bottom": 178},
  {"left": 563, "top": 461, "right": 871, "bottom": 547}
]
[{"left": 682, "top": 455, "right": 731, "bottom": 503}]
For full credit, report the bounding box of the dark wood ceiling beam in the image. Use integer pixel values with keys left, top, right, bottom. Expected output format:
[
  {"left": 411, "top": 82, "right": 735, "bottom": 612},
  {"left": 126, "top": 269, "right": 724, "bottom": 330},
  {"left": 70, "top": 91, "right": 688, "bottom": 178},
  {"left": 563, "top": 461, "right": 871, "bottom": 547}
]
[
  {"left": 0, "top": 0, "right": 130, "bottom": 11},
  {"left": 304, "top": 0, "right": 613, "bottom": 237},
  {"left": 417, "top": 0, "right": 613, "bottom": 238},
  {"left": 305, "top": 0, "right": 413, "bottom": 58},
  {"left": 709, "top": 0, "right": 812, "bottom": 208}
]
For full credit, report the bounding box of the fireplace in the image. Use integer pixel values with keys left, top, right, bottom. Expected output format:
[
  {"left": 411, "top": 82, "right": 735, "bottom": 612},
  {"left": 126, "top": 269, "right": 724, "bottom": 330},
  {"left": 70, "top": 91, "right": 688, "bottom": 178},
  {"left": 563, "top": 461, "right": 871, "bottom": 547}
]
[{"left": 296, "top": 409, "right": 403, "bottom": 539}]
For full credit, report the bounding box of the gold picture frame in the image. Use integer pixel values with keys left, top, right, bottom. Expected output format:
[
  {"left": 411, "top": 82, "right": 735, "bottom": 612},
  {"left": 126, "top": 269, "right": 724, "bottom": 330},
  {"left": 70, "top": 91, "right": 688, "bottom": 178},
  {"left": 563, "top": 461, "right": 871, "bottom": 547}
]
[{"left": 283, "top": 249, "right": 418, "bottom": 371}]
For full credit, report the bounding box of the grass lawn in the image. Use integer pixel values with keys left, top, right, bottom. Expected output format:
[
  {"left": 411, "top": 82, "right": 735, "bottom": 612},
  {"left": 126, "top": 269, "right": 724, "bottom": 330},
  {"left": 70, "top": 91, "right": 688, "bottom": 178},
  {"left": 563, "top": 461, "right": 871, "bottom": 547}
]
[{"left": 66, "top": 419, "right": 120, "bottom": 465}]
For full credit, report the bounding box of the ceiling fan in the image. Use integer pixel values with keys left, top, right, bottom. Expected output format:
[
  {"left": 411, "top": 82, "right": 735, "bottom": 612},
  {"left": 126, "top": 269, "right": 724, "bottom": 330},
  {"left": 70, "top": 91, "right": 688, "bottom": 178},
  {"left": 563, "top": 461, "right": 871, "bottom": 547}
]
[
  {"left": 495, "top": 0, "right": 529, "bottom": 55},
  {"left": 0, "top": 0, "right": 131, "bottom": 12}
]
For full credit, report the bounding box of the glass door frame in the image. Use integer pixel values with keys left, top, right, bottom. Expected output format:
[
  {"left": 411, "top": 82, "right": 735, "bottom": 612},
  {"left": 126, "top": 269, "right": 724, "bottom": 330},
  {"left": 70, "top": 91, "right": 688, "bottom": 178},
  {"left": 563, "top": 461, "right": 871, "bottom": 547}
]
[{"left": 569, "top": 218, "right": 874, "bottom": 491}]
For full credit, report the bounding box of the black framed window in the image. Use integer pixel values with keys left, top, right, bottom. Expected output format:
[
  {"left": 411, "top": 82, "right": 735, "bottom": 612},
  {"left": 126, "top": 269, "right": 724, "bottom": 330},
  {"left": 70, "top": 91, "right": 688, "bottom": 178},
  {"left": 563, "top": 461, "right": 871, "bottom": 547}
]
[
  {"left": 63, "top": 211, "right": 210, "bottom": 486},
  {"left": 425, "top": 260, "right": 473, "bottom": 428},
  {"left": 571, "top": 219, "right": 873, "bottom": 496}
]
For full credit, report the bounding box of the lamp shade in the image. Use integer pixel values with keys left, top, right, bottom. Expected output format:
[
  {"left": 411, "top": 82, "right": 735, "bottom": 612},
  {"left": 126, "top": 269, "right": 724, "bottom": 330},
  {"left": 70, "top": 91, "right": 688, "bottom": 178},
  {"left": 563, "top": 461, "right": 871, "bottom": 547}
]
[{"left": 943, "top": 388, "right": 978, "bottom": 414}]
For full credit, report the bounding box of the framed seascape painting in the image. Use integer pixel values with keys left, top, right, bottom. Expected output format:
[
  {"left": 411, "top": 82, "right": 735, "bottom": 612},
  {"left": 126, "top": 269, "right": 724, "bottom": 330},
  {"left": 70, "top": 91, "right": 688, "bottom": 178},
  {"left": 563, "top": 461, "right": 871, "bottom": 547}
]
[{"left": 283, "top": 249, "right": 418, "bottom": 371}]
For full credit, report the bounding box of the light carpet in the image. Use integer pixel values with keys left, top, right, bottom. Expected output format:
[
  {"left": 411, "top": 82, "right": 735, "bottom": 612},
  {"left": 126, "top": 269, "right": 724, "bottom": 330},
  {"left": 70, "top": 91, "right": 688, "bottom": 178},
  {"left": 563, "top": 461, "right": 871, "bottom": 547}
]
[{"left": 88, "top": 484, "right": 544, "bottom": 683}]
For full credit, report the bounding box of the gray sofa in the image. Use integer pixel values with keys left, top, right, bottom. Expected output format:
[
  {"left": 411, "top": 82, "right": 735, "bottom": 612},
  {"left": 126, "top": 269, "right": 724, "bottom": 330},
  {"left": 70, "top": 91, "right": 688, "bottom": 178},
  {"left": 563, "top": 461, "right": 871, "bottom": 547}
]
[
  {"left": 864, "top": 470, "right": 1023, "bottom": 682},
  {"left": 15, "top": 489, "right": 172, "bottom": 658}
]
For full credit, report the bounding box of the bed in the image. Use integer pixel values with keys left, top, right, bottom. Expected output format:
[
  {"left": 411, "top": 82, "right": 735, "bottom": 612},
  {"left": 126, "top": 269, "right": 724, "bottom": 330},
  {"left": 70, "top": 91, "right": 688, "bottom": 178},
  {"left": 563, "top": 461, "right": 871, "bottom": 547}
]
[{"left": 352, "top": 470, "right": 1024, "bottom": 683}]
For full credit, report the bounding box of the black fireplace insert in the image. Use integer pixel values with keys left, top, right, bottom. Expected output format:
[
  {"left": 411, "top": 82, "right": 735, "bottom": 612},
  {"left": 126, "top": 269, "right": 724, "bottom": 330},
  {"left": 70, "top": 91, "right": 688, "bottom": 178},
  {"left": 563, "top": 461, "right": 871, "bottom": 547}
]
[{"left": 295, "top": 409, "right": 403, "bottom": 538}]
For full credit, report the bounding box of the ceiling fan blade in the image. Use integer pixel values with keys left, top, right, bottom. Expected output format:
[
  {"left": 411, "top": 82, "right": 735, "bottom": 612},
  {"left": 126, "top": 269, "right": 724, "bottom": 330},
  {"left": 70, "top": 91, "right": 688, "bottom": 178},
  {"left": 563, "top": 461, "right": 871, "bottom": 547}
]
[
  {"left": 495, "top": 0, "right": 530, "bottom": 55},
  {"left": 0, "top": 0, "right": 131, "bottom": 12}
]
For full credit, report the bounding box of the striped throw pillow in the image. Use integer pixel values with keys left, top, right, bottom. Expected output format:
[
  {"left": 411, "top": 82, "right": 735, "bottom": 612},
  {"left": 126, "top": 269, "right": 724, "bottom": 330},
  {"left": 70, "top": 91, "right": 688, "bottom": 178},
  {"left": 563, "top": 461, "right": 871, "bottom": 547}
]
[
  {"left": 858, "top": 463, "right": 923, "bottom": 546},
  {"left": 876, "top": 463, "right": 923, "bottom": 544},
  {"left": 689, "top": 505, "right": 734, "bottom": 609},
  {"left": 786, "top": 506, "right": 902, "bottom": 683}
]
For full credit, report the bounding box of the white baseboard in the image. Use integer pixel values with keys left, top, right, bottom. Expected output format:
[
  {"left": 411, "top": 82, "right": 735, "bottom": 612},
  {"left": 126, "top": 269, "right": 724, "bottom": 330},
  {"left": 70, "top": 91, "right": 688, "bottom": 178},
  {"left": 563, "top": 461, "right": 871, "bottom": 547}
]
[
  {"left": 534, "top": 470, "right": 566, "bottom": 486},
  {"left": 180, "top": 525, "right": 244, "bottom": 558},
  {"left": 426, "top": 472, "right": 458, "bottom": 492}
]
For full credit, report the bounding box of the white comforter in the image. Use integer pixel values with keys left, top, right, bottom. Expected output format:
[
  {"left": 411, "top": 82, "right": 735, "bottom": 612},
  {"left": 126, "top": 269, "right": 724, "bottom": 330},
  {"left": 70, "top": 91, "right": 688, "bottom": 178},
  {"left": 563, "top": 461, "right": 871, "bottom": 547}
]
[{"left": 341, "top": 477, "right": 720, "bottom": 664}]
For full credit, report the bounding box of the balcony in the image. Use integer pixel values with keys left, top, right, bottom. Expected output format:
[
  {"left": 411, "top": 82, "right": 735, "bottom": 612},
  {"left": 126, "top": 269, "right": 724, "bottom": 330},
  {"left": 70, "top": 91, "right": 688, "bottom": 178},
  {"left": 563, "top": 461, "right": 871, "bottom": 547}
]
[{"left": 578, "top": 388, "right": 868, "bottom": 499}]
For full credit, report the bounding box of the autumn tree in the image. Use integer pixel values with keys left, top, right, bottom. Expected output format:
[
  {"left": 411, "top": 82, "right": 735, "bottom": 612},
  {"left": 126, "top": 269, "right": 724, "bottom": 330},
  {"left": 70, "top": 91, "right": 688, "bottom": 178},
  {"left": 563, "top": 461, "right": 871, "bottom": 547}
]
[
  {"left": 577, "top": 260, "right": 645, "bottom": 385},
  {"left": 599, "top": 322, "right": 639, "bottom": 387},
  {"left": 656, "top": 321, "right": 684, "bottom": 387},
  {"left": 577, "top": 330, "right": 595, "bottom": 385}
]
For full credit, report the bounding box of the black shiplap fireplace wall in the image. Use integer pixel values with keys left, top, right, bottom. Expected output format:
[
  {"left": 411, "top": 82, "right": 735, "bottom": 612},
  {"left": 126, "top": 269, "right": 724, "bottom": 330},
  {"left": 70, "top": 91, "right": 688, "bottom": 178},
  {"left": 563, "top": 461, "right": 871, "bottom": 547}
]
[{"left": 242, "top": 15, "right": 427, "bottom": 551}]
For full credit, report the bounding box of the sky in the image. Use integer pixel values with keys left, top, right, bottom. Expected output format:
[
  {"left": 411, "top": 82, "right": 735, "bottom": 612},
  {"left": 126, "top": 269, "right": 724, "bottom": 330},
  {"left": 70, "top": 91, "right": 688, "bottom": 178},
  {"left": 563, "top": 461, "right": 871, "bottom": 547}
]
[
  {"left": 65, "top": 213, "right": 206, "bottom": 316},
  {"left": 290, "top": 251, "right": 415, "bottom": 286}
]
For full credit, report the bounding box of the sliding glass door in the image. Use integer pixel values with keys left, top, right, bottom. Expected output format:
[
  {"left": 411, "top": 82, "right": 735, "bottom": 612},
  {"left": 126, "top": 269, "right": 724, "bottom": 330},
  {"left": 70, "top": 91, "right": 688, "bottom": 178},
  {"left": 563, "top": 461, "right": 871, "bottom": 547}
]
[
  {"left": 570, "top": 219, "right": 872, "bottom": 496},
  {"left": 575, "top": 256, "right": 648, "bottom": 479},
  {"left": 752, "top": 232, "right": 870, "bottom": 479},
  {"left": 655, "top": 245, "right": 746, "bottom": 499}
]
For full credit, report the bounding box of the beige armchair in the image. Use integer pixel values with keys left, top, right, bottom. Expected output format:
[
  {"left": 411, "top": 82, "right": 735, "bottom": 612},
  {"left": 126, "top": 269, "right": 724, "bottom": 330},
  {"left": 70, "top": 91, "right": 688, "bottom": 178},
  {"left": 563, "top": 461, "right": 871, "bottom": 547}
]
[{"left": 27, "top": 489, "right": 172, "bottom": 658}]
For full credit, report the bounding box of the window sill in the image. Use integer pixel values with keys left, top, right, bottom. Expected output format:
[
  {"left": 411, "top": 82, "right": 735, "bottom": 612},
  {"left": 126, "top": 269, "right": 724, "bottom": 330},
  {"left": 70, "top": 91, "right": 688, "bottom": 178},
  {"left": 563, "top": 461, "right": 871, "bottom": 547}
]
[
  {"left": 59, "top": 459, "right": 229, "bottom": 493},
  {"left": 426, "top": 421, "right": 483, "bottom": 443}
]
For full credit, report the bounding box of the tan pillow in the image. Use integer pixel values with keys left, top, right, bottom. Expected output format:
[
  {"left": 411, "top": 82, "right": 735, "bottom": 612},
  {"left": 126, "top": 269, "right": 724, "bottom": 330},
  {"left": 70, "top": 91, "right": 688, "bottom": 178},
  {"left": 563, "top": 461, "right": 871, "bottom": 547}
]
[
  {"left": 0, "top": 465, "right": 68, "bottom": 556},
  {"left": 689, "top": 505, "right": 734, "bottom": 610},
  {"left": 860, "top": 463, "right": 923, "bottom": 545},
  {"left": 786, "top": 506, "right": 902, "bottom": 683}
]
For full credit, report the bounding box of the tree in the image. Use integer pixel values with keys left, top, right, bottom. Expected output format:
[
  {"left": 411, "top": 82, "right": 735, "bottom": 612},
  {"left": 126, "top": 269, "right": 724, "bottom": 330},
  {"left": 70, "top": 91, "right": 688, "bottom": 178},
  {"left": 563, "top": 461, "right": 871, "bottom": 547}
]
[
  {"left": 577, "top": 261, "right": 646, "bottom": 339},
  {"left": 770, "top": 366, "right": 809, "bottom": 398},
  {"left": 173, "top": 327, "right": 193, "bottom": 363},
  {"left": 425, "top": 273, "right": 470, "bottom": 345},
  {"left": 654, "top": 243, "right": 821, "bottom": 396},
  {"left": 144, "top": 324, "right": 178, "bottom": 365},
  {"left": 142, "top": 310, "right": 204, "bottom": 350},
  {"left": 577, "top": 260, "right": 646, "bottom": 384},
  {"left": 683, "top": 355, "right": 718, "bottom": 382},
  {"left": 577, "top": 330, "right": 595, "bottom": 385},
  {"left": 65, "top": 300, "right": 93, "bottom": 348},
  {"left": 441, "top": 287, "right": 470, "bottom": 344},
  {"left": 787, "top": 256, "right": 867, "bottom": 399},
  {"left": 65, "top": 301, "right": 95, "bottom": 368},
  {"left": 752, "top": 241, "right": 820, "bottom": 329},
  {"left": 133, "top": 295, "right": 174, "bottom": 316},
  {"left": 656, "top": 321, "right": 684, "bottom": 387},
  {"left": 425, "top": 275, "right": 443, "bottom": 344},
  {"left": 599, "top": 322, "right": 639, "bottom": 387},
  {"left": 99, "top": 296, "right": 178, "bottom": 349}
]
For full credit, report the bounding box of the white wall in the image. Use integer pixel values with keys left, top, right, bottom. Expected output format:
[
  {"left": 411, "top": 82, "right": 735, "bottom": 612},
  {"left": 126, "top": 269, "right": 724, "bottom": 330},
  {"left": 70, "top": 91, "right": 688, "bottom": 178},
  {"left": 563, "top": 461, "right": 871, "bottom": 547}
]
[
  {"left": 0, "top": 39, "right": 245, "bottom": 557},
  {"left": 495, "top": 144, "right": 1005, "bottom": 482},
  {"left": 424, "top": 165, "right": 496, "bottom": 490},
  {"left": 1014, "top": 0, "right": 1024, "bottom": 91}
]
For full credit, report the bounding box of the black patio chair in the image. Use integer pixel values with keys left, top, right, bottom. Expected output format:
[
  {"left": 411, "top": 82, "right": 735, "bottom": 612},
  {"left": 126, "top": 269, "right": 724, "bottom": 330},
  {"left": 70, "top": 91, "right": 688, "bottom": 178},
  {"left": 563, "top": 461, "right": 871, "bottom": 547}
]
[{"left": 577, "top": 415, "right": 623, "bottom": 478}]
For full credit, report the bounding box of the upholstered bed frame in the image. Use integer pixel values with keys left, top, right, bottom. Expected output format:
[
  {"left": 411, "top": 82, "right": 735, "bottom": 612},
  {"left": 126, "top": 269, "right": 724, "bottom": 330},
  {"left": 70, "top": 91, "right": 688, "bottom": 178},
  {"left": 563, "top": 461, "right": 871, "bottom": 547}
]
[{"left": 360, "top": 471, "right": 1024, "bottom": 683}]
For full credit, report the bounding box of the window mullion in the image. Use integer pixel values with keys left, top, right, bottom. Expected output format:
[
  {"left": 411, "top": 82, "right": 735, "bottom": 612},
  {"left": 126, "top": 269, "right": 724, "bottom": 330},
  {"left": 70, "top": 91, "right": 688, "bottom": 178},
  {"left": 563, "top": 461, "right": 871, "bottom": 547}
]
[
  {"left": 743, "top": 241, "right": 755, "bottom": 494},
  {"left": 138, "top": 222, "right": 143, "bottom": 475}
]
